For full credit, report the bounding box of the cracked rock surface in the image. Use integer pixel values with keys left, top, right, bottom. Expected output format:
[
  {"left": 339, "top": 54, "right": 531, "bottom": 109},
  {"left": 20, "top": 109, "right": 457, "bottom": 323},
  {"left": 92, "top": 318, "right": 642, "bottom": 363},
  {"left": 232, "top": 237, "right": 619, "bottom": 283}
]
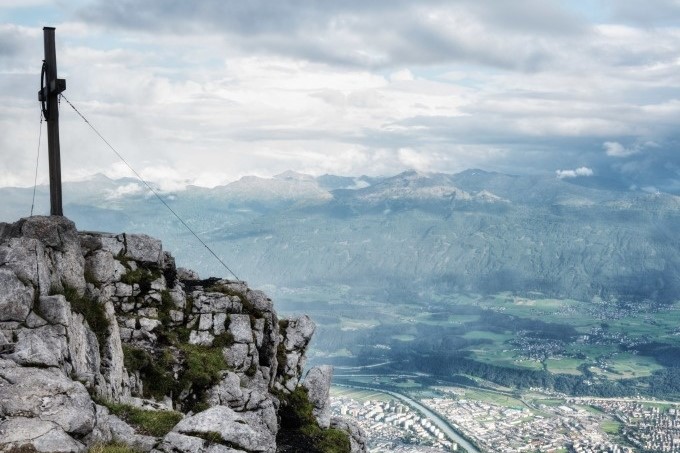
[{"left": 0, "top": 216, "right": 365, "bottom": 453}]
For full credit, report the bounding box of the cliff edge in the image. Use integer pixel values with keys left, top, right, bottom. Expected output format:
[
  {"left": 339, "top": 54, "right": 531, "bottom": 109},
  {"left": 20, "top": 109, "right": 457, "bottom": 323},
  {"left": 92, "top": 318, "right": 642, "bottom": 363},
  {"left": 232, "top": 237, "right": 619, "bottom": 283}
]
[{"left": 0, "top": 216, "right": 366, "bottom": 453}]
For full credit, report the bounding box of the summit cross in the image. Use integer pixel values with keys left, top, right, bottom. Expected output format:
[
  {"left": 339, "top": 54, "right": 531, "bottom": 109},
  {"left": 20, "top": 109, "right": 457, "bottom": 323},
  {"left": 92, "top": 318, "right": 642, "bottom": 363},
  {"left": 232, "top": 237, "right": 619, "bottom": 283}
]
[{"left": 37, "top": 26, "right": 66, "bottom": 216}]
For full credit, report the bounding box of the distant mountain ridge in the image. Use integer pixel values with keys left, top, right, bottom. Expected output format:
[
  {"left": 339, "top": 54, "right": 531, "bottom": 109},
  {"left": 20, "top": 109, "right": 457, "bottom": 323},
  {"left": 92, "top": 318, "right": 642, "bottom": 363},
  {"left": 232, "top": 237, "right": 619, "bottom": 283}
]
[{"left": 2, "top": 169, "right": 679, "bottom": 304}]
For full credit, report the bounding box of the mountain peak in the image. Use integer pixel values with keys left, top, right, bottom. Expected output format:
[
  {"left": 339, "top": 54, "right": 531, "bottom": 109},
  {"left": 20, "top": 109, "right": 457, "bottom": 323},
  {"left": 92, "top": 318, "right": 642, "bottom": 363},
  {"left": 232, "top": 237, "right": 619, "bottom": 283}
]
[{"left": 273, "top": 170, "right": 315, "bottom": 181}]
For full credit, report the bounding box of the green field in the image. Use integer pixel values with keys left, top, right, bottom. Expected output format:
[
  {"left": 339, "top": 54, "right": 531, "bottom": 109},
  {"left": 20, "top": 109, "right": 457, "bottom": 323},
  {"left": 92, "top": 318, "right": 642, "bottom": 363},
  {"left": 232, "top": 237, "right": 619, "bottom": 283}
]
[
  {"left": 281, "top": 285, "right": 680, "bottom": 396},
  {"left": 600, "top": 420, "right": 621, "bottom": 434}
]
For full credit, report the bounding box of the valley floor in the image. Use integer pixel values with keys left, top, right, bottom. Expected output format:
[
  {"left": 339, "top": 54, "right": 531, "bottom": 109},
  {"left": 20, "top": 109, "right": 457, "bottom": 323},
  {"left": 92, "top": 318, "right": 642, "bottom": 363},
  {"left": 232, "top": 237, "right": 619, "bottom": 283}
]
[{"left": 331, "top": 377, "right": 680, "bottom": 453}]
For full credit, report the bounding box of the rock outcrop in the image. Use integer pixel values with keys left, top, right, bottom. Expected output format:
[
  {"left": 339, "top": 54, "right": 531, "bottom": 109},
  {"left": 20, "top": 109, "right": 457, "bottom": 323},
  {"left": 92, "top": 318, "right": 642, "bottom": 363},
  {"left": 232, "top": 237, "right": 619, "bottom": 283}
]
[{"left": 0, "top": 216, "right": 366, "bottom": 453}]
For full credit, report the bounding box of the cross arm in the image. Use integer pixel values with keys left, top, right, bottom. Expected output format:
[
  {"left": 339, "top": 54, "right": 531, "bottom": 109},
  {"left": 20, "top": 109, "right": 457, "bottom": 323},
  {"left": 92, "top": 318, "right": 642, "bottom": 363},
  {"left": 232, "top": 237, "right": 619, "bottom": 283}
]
[{"left": 38, "top": 78, "right": 66, "bottom": 102}]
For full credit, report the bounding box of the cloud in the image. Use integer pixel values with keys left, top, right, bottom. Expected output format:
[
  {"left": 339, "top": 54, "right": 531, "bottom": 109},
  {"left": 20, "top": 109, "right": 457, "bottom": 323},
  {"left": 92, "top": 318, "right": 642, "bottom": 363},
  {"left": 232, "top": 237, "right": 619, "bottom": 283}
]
[
  {"left": 80, "top": 0, "right": 587, "bottom": 70},
  {"left": 106, "top": 182, "right": 143, "bottom": 199},
  {"left": 603, "top": 141, "right": 659, "bottom": 158},
  {"left": 606, "top": 0, "right": 680, "bottom": 26},
  {"left": 603, "top": 141, "right": 633, "bottom": 157},
  {"left": 0, "top": 1, "right": 679, "bottom": 195},
  {"left": 556, "top": 167, "right": 594, "bottom": 179}
]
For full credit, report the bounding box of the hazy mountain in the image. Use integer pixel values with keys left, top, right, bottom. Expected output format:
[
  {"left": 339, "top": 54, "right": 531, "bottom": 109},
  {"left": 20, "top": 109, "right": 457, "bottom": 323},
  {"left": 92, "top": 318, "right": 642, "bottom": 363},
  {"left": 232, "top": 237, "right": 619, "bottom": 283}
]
[{"left": 2, "top": 170, "right": 679, "bottom": 303}]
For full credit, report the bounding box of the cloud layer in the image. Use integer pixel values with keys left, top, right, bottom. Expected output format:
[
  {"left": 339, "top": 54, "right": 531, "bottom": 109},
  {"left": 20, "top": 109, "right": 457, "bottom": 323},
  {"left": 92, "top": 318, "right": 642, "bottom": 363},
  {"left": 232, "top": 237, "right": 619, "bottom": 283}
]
[{"left": 0, "top": 0, "right": 679, "bottom": 193}]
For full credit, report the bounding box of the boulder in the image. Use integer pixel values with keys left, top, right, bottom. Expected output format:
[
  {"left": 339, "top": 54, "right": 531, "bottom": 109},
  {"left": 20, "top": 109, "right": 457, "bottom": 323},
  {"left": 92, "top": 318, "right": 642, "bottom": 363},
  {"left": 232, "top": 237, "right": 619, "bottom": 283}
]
[
  {"left": 154, "top": 432, "right": 242, "bottom": 453},
  {"left": 0, "top": 417, "right": 85, "bottom": 453},
  {"left": 0, "top": 361, "right": 96, "bottom": 436},
  {"left": 125, "top": 233, "right": 163, "bottom": 265},
  {"left": 302, "top": 365, "right": 333, "bottom": 429},
  {"left": 167, "top": 405, "right": 275, "bottom": 453},
  {"left": 207, "top": 371, "right": 243, "bottom": 407},
  {"left": 229, "top": 314, "right": 253, "bottom": 343},
  {"left": 0, "top": 267, "right": 33, "bottom": 322},
  {"left": 0, "top": 237, "right": 52, "bottom": 294},
  {"left": 282, "top": 315, "right": 315, "bottom": 351},
  {"left": 85, "top": 250, "right": 118, "bottom": 284},
  {"left": 176, "top": 267, "right": 199, "bottom": 281},
  {"left": 86, "top": 404, "right": 157, "bottom": 452}
]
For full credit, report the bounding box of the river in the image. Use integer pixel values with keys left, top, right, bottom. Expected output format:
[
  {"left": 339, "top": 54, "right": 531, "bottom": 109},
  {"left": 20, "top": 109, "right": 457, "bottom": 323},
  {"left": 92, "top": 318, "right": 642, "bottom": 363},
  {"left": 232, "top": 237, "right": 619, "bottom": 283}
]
[{"left": 335, "top": 383, "right": 482, "bottom": 453}]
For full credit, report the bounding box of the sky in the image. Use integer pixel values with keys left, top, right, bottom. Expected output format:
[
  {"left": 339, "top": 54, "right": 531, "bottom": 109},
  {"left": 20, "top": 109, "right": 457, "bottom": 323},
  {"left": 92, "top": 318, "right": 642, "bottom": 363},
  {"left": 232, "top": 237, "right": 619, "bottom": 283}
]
[{"left": 0, "top": 0, "right": 679, "bottom": 193}]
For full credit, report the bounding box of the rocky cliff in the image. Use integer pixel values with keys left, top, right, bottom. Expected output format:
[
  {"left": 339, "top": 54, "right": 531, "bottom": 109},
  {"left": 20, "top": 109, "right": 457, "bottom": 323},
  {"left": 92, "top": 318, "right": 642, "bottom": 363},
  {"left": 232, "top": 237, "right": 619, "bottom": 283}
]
[{"left": 0, "top": 216, "right": 366, "bottom": 453}]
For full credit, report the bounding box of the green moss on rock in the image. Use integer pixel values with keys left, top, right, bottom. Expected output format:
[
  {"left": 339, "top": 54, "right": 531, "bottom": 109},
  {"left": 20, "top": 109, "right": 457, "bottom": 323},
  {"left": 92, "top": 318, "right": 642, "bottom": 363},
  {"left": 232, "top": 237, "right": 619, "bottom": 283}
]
[
  {"left": 98, "top": 401, "right": 182, "bottom": 437},
  {"left": 277, "top": 387, "right": 351, "bottom": 453}
]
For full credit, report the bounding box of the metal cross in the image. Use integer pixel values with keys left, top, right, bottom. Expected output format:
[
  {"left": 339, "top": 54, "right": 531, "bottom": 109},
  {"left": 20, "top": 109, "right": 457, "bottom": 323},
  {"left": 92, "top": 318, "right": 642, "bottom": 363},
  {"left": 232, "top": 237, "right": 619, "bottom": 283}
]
[{"left": 38, "top": 27, "right": 66, "bottom": 216}]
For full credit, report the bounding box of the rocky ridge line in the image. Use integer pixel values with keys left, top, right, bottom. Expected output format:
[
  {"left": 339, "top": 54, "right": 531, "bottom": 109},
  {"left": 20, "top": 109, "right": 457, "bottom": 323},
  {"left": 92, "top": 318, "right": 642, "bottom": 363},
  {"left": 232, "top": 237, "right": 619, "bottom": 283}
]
[{"left": 0, "top": 216, "right": 366, "bottom": 453}]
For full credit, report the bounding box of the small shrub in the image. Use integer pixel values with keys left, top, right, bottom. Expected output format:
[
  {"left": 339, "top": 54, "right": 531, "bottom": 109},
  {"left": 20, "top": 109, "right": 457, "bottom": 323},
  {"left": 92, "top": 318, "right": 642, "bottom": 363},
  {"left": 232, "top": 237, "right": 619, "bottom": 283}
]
[
  {"left": 212, "top": 332, "right": 235, "bottom": 348},
  {"left": 191, "top": 431, "right": 223, "bottom": 444},
  {"left": 177, "top": 343, "right": 228, "bottom": 412},
  {"left": 279, "top": 387, "right": 317, "bottom": 430},
  {"left": 277, "top": 387, "right": 351, "bottom": 453},
  {"left": 120, "top": 267, "right": 161, "bottom": 295},
  {"left": 245, "top": 362, "right": 258, "bottom": 377},
  {"left": 122, "top": 346, "right": 175, "bottom": 400},
  {"left": 99, "top": 402, "right": 182, "bottom": 437},
  {"left": 84, "top": 268, "right": 98, "bottom": 285},
  {"left": 311, "top": 428, "right": 352, "bottom": 453}
]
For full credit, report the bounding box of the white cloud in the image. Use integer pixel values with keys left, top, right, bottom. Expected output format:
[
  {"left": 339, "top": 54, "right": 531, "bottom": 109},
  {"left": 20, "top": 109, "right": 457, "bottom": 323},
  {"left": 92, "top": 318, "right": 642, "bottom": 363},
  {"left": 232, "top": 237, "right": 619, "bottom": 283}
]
[
  {"left": 390, "top": 69, "right": 415, "bottom": 82},
  {"left": 603, "top": 140, "right": 659, "bottom": 158},
  {"left": 0, "top": 1, "right": 679, "bottom": 192},
  {"left": 106, "top": 182, "right": 143, "bottom": 199},
  {"left": 556, "top": 167, "right": 594, "bottom": 179},
  {"left": 603, "top": 141, "right": 631, "bottom": 157}
]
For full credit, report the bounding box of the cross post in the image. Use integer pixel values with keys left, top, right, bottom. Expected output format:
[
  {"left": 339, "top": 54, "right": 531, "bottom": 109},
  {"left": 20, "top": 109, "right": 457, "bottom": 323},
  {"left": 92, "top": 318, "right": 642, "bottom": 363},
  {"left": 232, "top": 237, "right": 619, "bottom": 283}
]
[{"left": 38, "top": 27, "right": 66, "bottom": 216}]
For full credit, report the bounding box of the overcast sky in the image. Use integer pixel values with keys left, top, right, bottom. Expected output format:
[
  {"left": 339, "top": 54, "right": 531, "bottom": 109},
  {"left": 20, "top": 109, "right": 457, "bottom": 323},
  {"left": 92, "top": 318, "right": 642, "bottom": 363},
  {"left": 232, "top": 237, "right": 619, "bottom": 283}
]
[{"left": 1, "top": 0, "right": 679, "bottom": 193}]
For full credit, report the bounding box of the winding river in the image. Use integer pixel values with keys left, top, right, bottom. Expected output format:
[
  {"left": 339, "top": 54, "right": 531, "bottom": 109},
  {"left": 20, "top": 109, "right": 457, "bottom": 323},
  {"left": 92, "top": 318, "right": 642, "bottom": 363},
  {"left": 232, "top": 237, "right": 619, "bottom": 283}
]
[{"left": 335, "top": 383, "right": 481, "bottom": 453}]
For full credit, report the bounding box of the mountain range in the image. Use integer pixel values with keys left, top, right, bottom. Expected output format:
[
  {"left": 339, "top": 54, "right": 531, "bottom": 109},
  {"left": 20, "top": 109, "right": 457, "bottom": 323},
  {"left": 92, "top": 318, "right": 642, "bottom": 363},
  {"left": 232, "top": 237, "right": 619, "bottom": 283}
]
[{"left": 2, "top": 169, "right": 679, "bottom": 304}]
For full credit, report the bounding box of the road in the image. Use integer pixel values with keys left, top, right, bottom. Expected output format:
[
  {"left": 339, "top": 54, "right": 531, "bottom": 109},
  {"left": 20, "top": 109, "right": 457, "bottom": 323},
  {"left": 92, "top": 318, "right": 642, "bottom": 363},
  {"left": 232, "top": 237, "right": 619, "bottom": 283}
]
[{"left": 335, "top": 383, "right": 482, "bottom": 453}]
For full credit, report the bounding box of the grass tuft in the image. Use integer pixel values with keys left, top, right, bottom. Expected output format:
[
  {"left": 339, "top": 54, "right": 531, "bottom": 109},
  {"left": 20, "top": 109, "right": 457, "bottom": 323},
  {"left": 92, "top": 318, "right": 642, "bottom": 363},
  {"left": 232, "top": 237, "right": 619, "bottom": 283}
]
[{"left": 99, "top": 401, "right": 182, "bottom": 437}]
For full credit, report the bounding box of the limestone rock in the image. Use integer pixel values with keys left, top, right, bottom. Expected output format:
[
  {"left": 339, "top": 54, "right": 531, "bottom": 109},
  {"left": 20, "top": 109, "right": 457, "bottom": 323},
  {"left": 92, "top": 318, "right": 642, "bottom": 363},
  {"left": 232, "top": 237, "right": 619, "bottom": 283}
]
[
  {"left": 85, "top": 250, "right": 117, "bottom": 284},
  {"left": 154, "top": 432, "right": 242, "bottom": 453},
  {"left": 176, "top": 267, "right": 199, "bottom": 280},
  {"left": 0, "top": 267, "right": 33, "bottom": 322},
  {"left": 0, "top": 237, "right": 52, "bottom": 295},
  {"left": 168, "top": 405, "right": 275, "bottom": 453},
  {"left": 276, "top": 315, "right": 316, "bottom": 392},
  {"left": 282, "top": 315, "right": 315, "bottom": 351},
  {"left": 9, "top": 324, "right": 69, "bottom": 367},
  {"left": 0, "top": 217, "right": 337, "bottom": 453},
  {"left": 302, "top": 365, "right": 333, "bottom": 429},
  {"left": 189, "top": 330, "right": 214, "bottom": 346},
  {"left": 125, "top": 234, "right": 163, "bottom": 265},
  {"left": 229, "top": 314, "right": 253, "bottom": 343},
  {"left": 331, "top": 416, "right": 368, "bottom": 453},
  {"left": 18, "top": 217, "right": 86, "bottom": 295},
  {"left": 245, "top": 290, "right": 274, "bottom": 314},
  {"left": 224, "top": 342, "right": 250, "bottom": 369},
  {"left": 0, "top": 360, "right": 96, "bottom": 436},
  {"left": 86, "top": 404, "right": 157, "bottom": 452},
  {"left": 37, "top": 294, "right": 71, "bottom": 325},
  {"left": 0, "top": 417, "right": 85, "bottom": 453},
  {"left": 207, "top": 371, "right": 243, "bottom": 407}
]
